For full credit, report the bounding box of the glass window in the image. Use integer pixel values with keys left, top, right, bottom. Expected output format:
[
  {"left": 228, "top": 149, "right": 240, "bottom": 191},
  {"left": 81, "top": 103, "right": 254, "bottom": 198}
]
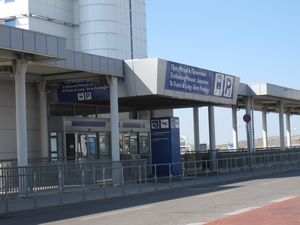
[
  {"left": 49, "top": 132, "right": 62, "bottom": 160},
  {"left": 99, "top": 132, "right": 111, "bottom": 159},
  {"left": 87, "top": 133, "right": 98, "bottom": 157},
  {"left": 129, "top": 133, "right": 138, "bottom": 155},
  {"left": 4, "top": 20, "right": 16, "bottom": 27},
  {"left": 139, "top": 133, "right": 149, "bottom": 154},
  {"left": 5, "top": 0, "right": 15, "bottom": 3}
]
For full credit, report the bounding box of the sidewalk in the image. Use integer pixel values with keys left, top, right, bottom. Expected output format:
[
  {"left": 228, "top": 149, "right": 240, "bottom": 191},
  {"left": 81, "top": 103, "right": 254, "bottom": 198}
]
[
  {"left": 207, "top": 196, "right": 300, "bottom": 225},
  {"left": 0, "top": 165, "right": 297, "bottom": 214}
]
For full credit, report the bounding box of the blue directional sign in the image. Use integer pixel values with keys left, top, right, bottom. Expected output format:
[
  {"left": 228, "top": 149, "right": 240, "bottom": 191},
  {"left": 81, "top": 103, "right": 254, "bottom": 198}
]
[
  {"left": 165, "top": 61, "right": 235, "bottom": 99},
  {"left": 151, "top": 117, "right": 181, "bottom": 176},
  {"left": 58, "top": 80, "right": 110, "bottom": 102}
]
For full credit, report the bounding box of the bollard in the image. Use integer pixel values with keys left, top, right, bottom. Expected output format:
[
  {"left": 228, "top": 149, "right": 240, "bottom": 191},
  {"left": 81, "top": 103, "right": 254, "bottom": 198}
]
[
  {"left": 194, "top": 161, "right": 197, "bottom": 178},
  {"left": 81, "top": 170, "right": 86, "bottom": 201},
  {"left": 58, "top": 170, "right": 63, "bottom": 205},
  {"left": 93, "top": 164, "right": 96, "bottom": 186},
  {"left": 121, "top": 167, "right": 125, "bottom": 195},
  {"left": 154, "top": 165, "right": 158, "bottom": 191},
  {"left": 143, "top": 164, "right": 147, "bottom": 184},
  {"left": 226, "top": 158, "right": 229, "bottom": 173},
  {"left": 138, "top": 166, "right": 142, "bottom": 193},
  {"left": 168, "top": 163, "right": 172, "bottom": 189},
  {"left": 181, "top": 162, "right": 185, "bottom": 186},
  {"left": 33, "top": 173, "right": 37, "bottom": 209},
  {"left": 4, "top": 176, "right": 8, "bottom": 213},
  {"left": 102, "top": 168, "right": 106, "bottom": 198}
]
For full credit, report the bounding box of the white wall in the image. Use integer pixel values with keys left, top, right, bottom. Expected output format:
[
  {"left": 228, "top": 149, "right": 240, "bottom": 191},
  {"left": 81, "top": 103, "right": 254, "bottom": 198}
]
[
  {"left": 0, "top": 0, "right": 29, "bottom": 29},
  {"left": 78, "top": 0, "right": 147, "bottom": 59},
  {"left": 1, "top": 0, "right": 147, "bottom": 59},
  {"left": 28, "top": 0, "right": 75, "bottom": 50},
  {"left": 0, "top": 0, "right": 29, "bottom": 18},
  {"left": 0, "top": 80, "right": 40, "bottom": 160}
]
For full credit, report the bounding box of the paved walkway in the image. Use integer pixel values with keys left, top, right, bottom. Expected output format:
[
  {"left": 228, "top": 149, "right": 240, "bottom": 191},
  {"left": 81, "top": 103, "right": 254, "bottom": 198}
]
[{"left": 207, "top": 196, "right": 300, "bottom": 225}]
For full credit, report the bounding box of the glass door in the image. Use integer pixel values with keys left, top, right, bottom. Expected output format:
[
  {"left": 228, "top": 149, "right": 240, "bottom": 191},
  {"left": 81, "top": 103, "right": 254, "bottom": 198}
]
[
  {"left": 76, "top": 132, "right": 98, "bottom": 159},
  {"left": 120, "top": 133, "right": 139, "bottom": 160},
  {"left": 87, "top": 133, "right": 98, "bottom": 157},
  {"left": 99, "top": 132, "right": 111, "bottom": 160}
]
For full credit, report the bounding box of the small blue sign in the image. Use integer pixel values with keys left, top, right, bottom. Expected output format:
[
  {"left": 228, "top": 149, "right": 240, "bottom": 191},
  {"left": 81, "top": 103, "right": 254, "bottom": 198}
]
[
  {"left": 165, "top": 61, "right": 235, "bottom": 99},
  {"left": 243, "top": 114, "right": 251, "bottom": 123},
  {"left": 58, "top": 80, "right": 110, "bottom": 103}
]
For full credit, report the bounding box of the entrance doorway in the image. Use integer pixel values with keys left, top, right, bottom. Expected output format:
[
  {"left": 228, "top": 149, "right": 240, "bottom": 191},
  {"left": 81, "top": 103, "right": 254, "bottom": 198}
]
[{"left": 66, "top": 132, "right": 98, "bottom": 159}]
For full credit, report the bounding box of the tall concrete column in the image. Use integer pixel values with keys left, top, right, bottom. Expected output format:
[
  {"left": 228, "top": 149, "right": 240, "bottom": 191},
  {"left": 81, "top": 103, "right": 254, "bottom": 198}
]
[
  {"left": 14, "top": 59, "right": 28, "bottom": 167},
  {"left": 278, "top": 102, "right": 285, "bottom": 150},
  {"left": 262, "top": 106, "right": 268, "bottom": 148},
  {"left": 193, "top": 107, "right": 200, "bottom": 152},
  {"left": 38, "top": 80, "right": 49, "bottom": 158},
  {"left": 208, "top": 106, "right": 216, "bottom": 170},
  {"left": 232, "top": 105, "right": 238, "bottom": 150},
  {"left": 109, "top": 76, "right": 120, "bottom": 162},
  {"left": 246, "top": 97, "right": 253, "bottom": 153},
  {"left": 286, "top": 112, "right": 291, "bottom": 148}
]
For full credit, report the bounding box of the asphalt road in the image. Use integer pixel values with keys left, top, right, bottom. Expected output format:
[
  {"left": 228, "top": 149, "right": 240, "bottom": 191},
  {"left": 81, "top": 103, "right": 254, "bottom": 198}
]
[{"left": 1, "top": 170, "right": 300, "bottom": 225}]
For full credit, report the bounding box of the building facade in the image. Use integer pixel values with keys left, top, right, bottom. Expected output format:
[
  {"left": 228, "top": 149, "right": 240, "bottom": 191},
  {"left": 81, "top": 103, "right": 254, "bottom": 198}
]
[{"left": 0, "top": 0, "right": 147, "bottom": 59}]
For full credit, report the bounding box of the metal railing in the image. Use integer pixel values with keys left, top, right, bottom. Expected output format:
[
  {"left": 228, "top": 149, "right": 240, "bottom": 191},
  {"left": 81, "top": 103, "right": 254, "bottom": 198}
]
[{"left": 1, "top": 151, "right": 300, "bottom": 200}]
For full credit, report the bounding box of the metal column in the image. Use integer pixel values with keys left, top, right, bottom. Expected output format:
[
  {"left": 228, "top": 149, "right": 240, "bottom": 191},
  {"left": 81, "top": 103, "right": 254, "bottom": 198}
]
[
  {"left": 286, "top": 112, "right": 291, "bottom": 148},
  {"left": 208, "top": 106, "right": 216, "bottom": 170},
  {"left": 246, "top": 96, "right": 254, "bottom": 153},
  {"left": 262, "top": 106, "right": 268, "bottom": 148},
  {"left": 193, "top": 107, "right": 200, "bottom": 152},
  {"left": 14, "top": 59, "right": 28, "bottom": 167},
  {"left": 232, "top": 105, "right": 238, "bottom": 150},
  {"left": 278, "top": 102, "right": 285, "bottom": 150},
  {"left": 38, "top": 80, "right": 49, "bottom": 158},
  {"left": 110, "top": 76, "right": 120, "bottom": 162},
  {"left": 109, "top": 76, "right": 122, "bottom": 185}
]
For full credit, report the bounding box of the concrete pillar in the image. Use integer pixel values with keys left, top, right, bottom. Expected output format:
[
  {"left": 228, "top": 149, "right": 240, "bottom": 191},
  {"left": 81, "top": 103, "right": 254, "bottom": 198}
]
[
  {"left": 193, "top": 107, "right": 200, "bottom": 152},
  {"left": 208, "top": 106, "right": 216, "bottom": 170},
  {"left": 38, "top": 80, "right": 49, "bottom": 158},
  {"left": 109, "top": 76, "right": 120, "bottom": 162},
  {"left": 286, "top": 112, "right": 291, "bottom": 148},
  {"left": 232, "top": 105, "right": 238, "bottom": 150},
  {"left": 14, "top": 59, "right": 28, "bottom": 167},
  {"left": 245, "top": 97, "right": 253, "bottom": 153},
  {"left": 262, "top": 107, "right": 268, "bottom": 148},
  {"left": 278, "top": 102, "right": 285, "bottom": 150}
]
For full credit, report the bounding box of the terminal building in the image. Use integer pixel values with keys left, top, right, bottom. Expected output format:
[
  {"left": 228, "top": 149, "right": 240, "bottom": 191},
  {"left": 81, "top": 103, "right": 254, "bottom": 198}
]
[{"left": 0, "top": 0, "right": 300, "bottom": 169}]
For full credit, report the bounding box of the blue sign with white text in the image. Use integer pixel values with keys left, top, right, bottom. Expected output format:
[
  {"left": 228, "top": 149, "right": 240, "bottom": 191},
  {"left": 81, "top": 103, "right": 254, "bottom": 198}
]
[
  {"left": 151, "top": 117, "right": 181, "bottom": 176},
  {"left": 58, "top": 80, "right": 110, "bottom": 102},
  {"left": 165, "top": 61, "right": 235, "bottom": 99}
]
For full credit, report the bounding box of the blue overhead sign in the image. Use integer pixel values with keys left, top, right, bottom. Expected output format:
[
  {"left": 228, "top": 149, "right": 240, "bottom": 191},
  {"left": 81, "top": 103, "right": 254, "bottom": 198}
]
[
  {"left": 165, "top": 61, "right": 235, "bottom": 99},
  {"left": 58, "top": 80, "right": 110, "bottom": 102}
]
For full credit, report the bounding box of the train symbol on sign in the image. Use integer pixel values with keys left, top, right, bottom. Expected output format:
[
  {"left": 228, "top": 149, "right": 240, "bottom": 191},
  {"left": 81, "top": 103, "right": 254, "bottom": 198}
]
[{"left": 151, "top": 120, "right": 160, "bottom": 129}]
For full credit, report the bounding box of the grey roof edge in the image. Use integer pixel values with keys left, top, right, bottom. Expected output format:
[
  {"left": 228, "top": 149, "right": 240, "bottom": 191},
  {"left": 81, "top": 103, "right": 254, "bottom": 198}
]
[
  {"left": 42, "top": 50, "right": 124, "bottom": 77},
  {"left": 250, "top": 83, "right": 300, "bottom": 101},
  {"left": 0, "top": 24, "right": 67, "bottom": 60},
  {"left": 0, "top": 24, "right": 124, "bottom": 77},
  {"left": 238, "top": 83, "right": 255, "bottom": 96}
]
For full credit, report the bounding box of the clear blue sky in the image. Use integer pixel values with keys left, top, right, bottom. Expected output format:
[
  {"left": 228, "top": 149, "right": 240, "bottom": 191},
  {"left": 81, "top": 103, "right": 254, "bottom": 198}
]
[{"left": 146, "top": 0, "right": 300, "bottom": 145}]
